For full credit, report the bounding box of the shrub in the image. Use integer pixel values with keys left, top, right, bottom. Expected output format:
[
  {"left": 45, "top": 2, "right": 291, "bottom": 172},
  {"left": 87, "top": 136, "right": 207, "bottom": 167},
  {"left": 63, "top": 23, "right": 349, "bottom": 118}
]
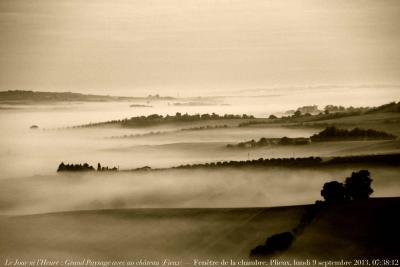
[
  {"left": 321, "top": 181, "right": 347, "bottom": 203},
  {"left": 250, "top": 232, "right": 295, "bottom": 257},
  {"left": 344, "top": 170, "right": 373, "bottom": 200}
]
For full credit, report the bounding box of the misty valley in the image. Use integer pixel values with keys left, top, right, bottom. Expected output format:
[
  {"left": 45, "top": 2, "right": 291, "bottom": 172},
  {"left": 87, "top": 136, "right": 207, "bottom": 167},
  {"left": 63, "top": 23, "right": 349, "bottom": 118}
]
[
  {"left": 2, "top": 0, "right": 400, "bottom": 264},
  {"left": 0, "top": 91, "right": 400, "bottom": 263}
]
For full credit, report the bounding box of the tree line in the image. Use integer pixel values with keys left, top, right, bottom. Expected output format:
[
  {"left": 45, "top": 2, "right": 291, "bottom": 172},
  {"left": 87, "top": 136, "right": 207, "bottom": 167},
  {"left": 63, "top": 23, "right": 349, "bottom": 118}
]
[
  {"left": 57, "top": 153, "right": 400, "bottom": 172},
  {"left": 227, "top": 137, "right": 310, "bottom": 148},
  {"left": 173, "top": 153, "right": 400, "bottom": 170},
  {"left": 228, "top": 126, "right": 396, "bottom": 149},
  {"left": 57, "top": 162, "right": 118, "bottom": 172},
  {"left": 73, "top": 113, "right": 255, "bottom": 128},
  {"left": 310, "top": 126, "right": 396, "bottom": 141}
]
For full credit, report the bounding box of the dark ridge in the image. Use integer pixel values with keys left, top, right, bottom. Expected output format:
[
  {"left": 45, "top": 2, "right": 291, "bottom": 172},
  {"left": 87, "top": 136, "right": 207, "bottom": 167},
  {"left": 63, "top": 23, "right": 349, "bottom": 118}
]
[
  {"left": 172, "top": 153, "right": 400, "bottom": 170},
  {"left": 0, "top": 90, "right": 135, "bottom": 102},
  {"left": 310, "top": 126, "right": 396, "bottom": 142},
  {"left": 228, "top": 126, "right": 396, "bottom": 149}
]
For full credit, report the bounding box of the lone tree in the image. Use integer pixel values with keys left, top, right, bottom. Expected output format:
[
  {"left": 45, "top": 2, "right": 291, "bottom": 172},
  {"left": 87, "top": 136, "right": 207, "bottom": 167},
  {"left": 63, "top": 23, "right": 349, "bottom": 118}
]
[
  {"left": 268, "top": 114, "right": 277, "bottom": 119},
  {"left": 344, "top": 170, "right": 373, "bottom": 200},
  {"left": 57, "top": 162, "right": 66, "bottom": 172},
  {"left": 321, "top": 181, "right": 347, "bottom": 203}
]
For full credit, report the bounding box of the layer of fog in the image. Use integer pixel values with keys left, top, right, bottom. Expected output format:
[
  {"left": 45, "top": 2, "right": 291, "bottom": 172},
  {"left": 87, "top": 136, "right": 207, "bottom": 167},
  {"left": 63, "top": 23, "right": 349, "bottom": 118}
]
[
  {"left": 0, "top": 167, "right": 398, "bottom": 215},
  {"left": 2, "top": 104, "right": 399, "bottom": 178},
  {"left": 0, "top": 98, "right": 324, "bottom": 178},
  {"left": 2, "top": 112, "right": 398, "bottom": 178}
]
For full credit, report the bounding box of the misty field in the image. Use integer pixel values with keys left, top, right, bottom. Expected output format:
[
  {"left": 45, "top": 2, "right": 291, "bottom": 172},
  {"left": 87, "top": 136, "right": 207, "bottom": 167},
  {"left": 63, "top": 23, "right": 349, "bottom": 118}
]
[
  {"left": 0, "top": 167, "right": 399, "bottom": 215},
  {"left": 1, "top": 98, "right": 400, "bottom": 263},
  {"left": 1, "top": 0, "right": 400, "bottom": 262},
  {"left": 1, "top": 101, "right": 400, "bottom": 215},
  {"left": 1, "top": 101, "right": 400, "bottom": 178},
  {"left": 1, "top": 198, "right": 398, "bottom": 261}
]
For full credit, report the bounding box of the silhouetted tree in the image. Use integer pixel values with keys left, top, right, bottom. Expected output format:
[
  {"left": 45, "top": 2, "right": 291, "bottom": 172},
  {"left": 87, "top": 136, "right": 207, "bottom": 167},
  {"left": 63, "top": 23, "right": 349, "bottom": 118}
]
[
  {"left": 250, "top": 232, "right": 295, "bottom": 257},
  {"left": 97, "top": 163, "right": 101, "bottom": 171},
  {"left": 344, "top": 170, "right": 373, "bottom": 200},
  {"left": 57, "top": 162, "right": 66, "bottom": 172},
  {"left": 57, "top": 162, "right": 94, "bottom": 172},
  {"left": 268, "top": 114, "right": 277, "bottom": 119},
  {"left": 279, "top": 136, "right": 292, "bottom": 145},
  {"left": 293, "top": 110, "right": 302, "bottom": 117},
  {"left": 321, "top": 181, "right": 347, "bottom": 203}
]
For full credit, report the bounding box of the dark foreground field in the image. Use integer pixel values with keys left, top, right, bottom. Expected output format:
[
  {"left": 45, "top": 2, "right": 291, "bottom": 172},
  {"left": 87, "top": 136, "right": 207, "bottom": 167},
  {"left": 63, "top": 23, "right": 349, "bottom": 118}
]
[{"left": 0, "top": 198, "right": 399, "bottom": 265}]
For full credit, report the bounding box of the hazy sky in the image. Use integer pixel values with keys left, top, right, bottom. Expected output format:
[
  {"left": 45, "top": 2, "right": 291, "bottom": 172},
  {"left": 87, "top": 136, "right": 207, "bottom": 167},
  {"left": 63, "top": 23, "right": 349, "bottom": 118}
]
[{"left": 0, "top": 0, "right": 400, "bottom": 96}]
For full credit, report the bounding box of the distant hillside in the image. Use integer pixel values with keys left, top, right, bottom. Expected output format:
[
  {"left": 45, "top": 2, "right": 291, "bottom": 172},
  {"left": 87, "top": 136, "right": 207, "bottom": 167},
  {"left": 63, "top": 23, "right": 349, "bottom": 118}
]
[
  {"left": 299, "top": 101, "right": 400, "bottom": 122},
  {"left": 238, "top": 101, "right": 400, "bottom": 130},
  {"left": 365, "top": 101, "right": 400, "bottom": 114},
  {"left": 286, "top": 102, "right": 400, "bottom": 118},
  {"left": 0, "top": 90, "right": 174, "bottom": 103}
]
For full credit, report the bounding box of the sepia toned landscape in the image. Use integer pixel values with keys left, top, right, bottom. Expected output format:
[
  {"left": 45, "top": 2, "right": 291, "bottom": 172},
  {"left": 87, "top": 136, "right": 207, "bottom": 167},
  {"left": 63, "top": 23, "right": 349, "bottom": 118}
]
[
  {"left": 1, "top": 0, "right": 400, "bottom": 266},
  {"left": 1, "top": 90, "right": 399, "bottom": 264}
]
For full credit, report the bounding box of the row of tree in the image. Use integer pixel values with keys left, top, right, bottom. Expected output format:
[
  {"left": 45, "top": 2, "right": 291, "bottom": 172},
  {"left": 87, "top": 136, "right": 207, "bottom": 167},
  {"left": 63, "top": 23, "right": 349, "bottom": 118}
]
[
  {"left": 174, "top": 157, "right": 323, "bottom": 169},
  {"left": 57, "top": 162, "right": 118, "bottom": 172},
  {"left": 310, "top": 126, "right": 396, "bottom": 141},
  {"left": 57, "top": 162, "right": 95, "bottom": 172},
  {"left": 73, "top": 113, "right": 255, "bottom": 128},
  {"left": 227, "top": 137, "right": 310, "bottom": 148},
  {"left": 231, "top": 126, "right": 396, "bottom": 149},
  {"left": 57, "top": 154, "right": 400, "bottom": 173},
  {"left": 173, "top": 153, "right": 400, "bottom": 170}
]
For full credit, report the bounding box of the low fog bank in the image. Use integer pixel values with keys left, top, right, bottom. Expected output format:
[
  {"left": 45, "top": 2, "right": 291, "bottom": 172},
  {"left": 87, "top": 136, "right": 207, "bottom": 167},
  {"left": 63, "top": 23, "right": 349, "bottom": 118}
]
[
  {"left": 0, "top": 167, "right": 398, "bottom": 215},
  {"left": 4, "top": 118, "right": 399, "bottom": 178},
  {"left": 117, "top": 126, "right": 319, "bottom": 144},
  {"left": 0, "top": 113, "right": 320, "bottom": 178},
  {"left": 2, "top": 99, "right": 400, "bottom": 178}
]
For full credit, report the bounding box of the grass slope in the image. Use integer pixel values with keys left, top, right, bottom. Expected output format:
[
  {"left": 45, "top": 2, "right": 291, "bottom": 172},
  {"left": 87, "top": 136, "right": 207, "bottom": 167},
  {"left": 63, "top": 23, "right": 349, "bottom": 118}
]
[
  {"left": 285, "top": 197, "right": 400, "bottom": 260},
  {"left": 0, "top": 207, "right": 304, "bottom": 261},
  {"left": 0, "top": 198, "right": 399, "bottom": 263}
]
